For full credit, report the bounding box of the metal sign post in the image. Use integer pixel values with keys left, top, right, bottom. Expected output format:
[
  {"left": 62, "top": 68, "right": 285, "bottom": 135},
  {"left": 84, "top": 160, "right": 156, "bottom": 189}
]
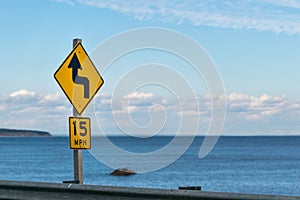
[{"left": 73, "top": 38, "right": 83, "bottom": 184}]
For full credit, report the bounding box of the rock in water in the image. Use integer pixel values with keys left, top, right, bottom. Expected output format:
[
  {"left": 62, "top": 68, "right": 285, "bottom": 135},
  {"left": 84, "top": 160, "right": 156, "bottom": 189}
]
[{"left": 110, "top": 168, "right": 136, "bottom": 176}]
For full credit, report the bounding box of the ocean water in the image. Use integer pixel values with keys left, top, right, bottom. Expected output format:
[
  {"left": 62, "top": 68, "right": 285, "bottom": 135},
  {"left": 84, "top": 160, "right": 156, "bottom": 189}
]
[{"left": 0, "top": 136, "right": 300, "bottom": 196}]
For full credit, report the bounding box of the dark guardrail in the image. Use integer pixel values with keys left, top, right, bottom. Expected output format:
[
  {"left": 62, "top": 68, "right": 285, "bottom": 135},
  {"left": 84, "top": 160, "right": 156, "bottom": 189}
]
[{"left": 0, "top": 180, "right": 299, "bottom": 200}]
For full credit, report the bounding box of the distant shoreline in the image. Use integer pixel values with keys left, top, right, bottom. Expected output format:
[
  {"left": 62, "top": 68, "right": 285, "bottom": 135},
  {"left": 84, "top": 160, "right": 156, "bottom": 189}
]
[{"left": 0, "top": 128, "right": 51, "bottom": 137}]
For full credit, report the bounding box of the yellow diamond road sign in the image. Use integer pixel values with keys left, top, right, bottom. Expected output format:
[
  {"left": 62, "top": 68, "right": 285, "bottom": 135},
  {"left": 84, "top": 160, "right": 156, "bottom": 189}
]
[{"left": 54, "top": 43, "right": 104, "bottom": 114}]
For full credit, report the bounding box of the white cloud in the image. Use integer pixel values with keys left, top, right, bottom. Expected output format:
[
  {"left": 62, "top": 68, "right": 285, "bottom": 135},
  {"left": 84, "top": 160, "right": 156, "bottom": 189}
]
[
  {"left": 2, "top": 89, "right": 300, "bottom": 135},
  {"left": 126, "top": 105, "right": 138, "bottom": 113},
  {"left": 41, "top": 92, "right": 61, "bottom": 102},
  {"left": 180, "top": 110, "right": 199, "bottom": 116},
  {"left": 54, "top": 105, "right": 69, "bottom": 111},
  {"left": 0, "top": 90, "right": 70, "bottom": 134},
  {"left": 228, "top": 93, "right": 250, "bottom": 101},
  {"left": 124, "top": 92, "right": 154, "bottom": 100},
  {"left": 108, "top": 92, "right": 157, "bottom": 114},
  {"left": 261, "top": 0, "right": 300, "bottom": 9},
  {"left": 261, "top": 109, "right": 281, "bottom": 116},
  {"left": 9, "top": 89, "right": 36, "bottom": 98},
  {"left": 227, "top": 93, "right": 289, "bottom": 120},
  {"left": 75, "top": 0, "right": 300, "bottom": 34},
  {"left": 52, "top": 0, "right": 75, "bottom": 6}
]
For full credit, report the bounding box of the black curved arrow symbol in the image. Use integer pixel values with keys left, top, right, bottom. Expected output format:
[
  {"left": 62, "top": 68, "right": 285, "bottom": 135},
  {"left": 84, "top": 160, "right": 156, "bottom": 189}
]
[{"left": 68, "top": 53, "right": 90, "bottom": 99}]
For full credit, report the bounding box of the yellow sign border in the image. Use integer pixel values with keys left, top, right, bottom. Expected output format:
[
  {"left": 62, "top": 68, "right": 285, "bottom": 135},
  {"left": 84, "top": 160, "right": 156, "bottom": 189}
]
[{"left": 54, "top": 43, "right": 104, "bottom": 115}]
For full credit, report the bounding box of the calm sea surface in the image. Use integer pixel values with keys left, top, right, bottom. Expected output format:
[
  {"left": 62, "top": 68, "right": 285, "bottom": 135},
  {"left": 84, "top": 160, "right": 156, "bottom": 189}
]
[{"left": 0, "top": 136, "right": 300, "bottom": 196}]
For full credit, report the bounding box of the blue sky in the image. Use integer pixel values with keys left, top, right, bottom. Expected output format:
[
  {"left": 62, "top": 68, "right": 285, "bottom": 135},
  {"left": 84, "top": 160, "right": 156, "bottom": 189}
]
[{"left": 0, "top": 0, "right": 300, "bottom": 135}]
